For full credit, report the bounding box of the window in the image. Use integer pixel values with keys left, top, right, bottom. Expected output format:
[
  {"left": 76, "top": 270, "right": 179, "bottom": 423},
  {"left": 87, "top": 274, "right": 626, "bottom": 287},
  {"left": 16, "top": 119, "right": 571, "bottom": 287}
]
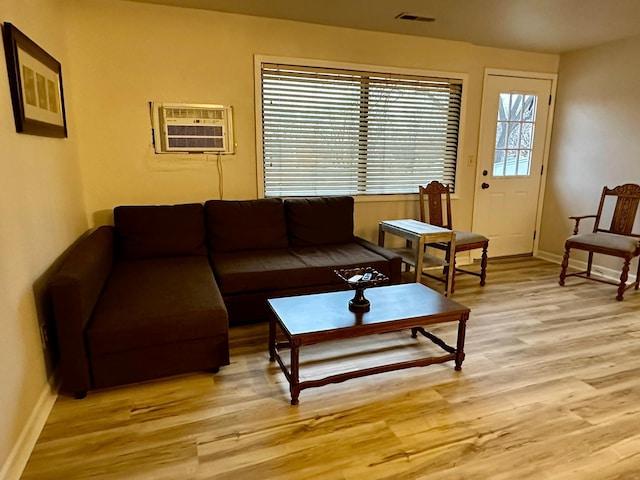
[
  {"left": 493, "top": 93, "right": 537, "bottom": 177},
  {"left": 258, "top": 60, "right": 464, "bottom": 197}
]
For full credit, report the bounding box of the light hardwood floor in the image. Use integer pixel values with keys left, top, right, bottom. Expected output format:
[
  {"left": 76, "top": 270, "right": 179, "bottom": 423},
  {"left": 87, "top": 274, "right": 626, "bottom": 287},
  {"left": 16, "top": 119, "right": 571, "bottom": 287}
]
[{"left": 20, "top": 257, "right": 640, "bottom": 479}]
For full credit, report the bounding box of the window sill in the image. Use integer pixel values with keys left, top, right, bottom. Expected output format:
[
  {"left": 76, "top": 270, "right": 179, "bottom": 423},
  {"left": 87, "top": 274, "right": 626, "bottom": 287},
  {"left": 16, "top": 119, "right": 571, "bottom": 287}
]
[{"left": 353, "top": 193, "right": 461, "bottom": 202}]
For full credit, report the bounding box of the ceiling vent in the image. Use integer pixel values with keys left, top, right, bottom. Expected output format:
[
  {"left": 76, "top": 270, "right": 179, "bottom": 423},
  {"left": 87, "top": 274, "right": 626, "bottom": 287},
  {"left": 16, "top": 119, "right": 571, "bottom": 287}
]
[{"left": 395, "top": 12, "right": 435, "bottom": 22}]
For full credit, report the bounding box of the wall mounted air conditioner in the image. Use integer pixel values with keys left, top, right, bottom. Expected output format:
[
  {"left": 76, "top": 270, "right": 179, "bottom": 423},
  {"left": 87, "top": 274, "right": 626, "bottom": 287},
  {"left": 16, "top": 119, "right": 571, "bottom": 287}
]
[{"left": 152, "top": 102, "right": 234, "bottom": 154}]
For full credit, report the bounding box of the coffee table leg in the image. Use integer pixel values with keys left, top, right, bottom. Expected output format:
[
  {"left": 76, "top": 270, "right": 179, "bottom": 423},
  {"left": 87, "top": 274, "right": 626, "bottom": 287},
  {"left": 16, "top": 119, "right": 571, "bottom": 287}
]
[
  {"left": 455, "top": 315, "right": 468, "bottom": 371},
  {"left": 269, "top": 313, "right": 276, "bottom": 362},
  {"left": 290, "top": 342, "right": 300, "bottom": 405}
]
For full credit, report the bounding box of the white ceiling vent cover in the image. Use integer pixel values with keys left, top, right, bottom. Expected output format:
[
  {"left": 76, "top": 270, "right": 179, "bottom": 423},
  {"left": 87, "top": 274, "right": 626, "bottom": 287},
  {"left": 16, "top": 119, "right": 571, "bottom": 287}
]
[{"left": 152, "top": 102, "right": 234, "bottom": 154}]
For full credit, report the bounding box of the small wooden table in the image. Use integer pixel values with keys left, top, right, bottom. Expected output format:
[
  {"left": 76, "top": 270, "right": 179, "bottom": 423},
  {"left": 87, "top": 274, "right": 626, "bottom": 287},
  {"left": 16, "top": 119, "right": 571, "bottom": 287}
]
[
  {"left": 378, "top": 219, "right": 456, "bottom": 295},
  {"left": 268, "top": 283, "right": 470, "bottom": 405}
]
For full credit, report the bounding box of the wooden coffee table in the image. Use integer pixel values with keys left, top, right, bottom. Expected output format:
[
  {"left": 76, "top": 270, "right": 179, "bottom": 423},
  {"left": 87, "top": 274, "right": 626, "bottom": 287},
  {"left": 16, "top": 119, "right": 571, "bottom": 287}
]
[{"left": 268, "top": 283, "right": 470, "bottom": 404}]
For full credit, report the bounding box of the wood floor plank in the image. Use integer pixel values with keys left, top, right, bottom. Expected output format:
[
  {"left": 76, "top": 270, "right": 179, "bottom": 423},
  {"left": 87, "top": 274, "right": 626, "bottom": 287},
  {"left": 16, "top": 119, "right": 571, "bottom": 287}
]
[{"left": 20, "top": 257, "right": 640, "bottom": 479}]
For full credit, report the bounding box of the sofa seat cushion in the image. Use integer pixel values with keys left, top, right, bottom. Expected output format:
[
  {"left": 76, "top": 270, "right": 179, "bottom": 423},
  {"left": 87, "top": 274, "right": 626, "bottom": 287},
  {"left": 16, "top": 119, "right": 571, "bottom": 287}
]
[
  {"left": 211, "top": 249, "right": 310, "bottom": 295},
  {"left": 211, "top": 243, "right": 391, "bottom": 295},
  {"left": 87, "top": 256, "right": 227, "bottom": 357},
  {"left": 291, "top": 243, "right": 393, "bottom": 285}
]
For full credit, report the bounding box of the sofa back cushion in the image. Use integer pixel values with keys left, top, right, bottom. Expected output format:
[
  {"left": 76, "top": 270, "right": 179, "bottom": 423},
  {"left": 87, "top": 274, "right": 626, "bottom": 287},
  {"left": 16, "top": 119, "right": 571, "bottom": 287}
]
[
  {"left": 114, "top": 203, "right": 207, "bottom": 260},
  {"left": 285, "top": 196, "right": 355, "bottom": 246},
  {"left": 205, "top": 198, "right": 289, "bottom": 252}
]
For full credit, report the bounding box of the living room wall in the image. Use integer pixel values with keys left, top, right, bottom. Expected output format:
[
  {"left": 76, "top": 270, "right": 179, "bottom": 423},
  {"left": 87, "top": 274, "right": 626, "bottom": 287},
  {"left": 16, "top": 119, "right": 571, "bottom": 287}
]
[
  {"left": 0, "top": 0, "right": 87, "bottom": 477},
  {"left": 539, "top": 34, "right": 640, "bottom": 274},
  {"left": 64, "top": 0, "right": 559, "bottom": 243}
]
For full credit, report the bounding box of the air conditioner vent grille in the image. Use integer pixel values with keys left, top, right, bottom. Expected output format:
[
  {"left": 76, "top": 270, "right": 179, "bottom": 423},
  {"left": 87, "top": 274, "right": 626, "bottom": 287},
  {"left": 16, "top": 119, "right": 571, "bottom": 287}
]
[
  {"left": 167, "top": 125, "right": 223, "bottom": 137},
  {"left": 168, "top": 137, "right": 224, "bottom": 149},
  {"left": 164, "top": 107, "right": 224, "bottom": 120}
]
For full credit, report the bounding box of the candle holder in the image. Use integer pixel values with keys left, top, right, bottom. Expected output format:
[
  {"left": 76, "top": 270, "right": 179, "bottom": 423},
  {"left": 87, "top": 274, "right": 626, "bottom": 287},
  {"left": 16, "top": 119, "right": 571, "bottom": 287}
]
[{"left": 334, "top": 267, "right": 389, "bottom": 312}]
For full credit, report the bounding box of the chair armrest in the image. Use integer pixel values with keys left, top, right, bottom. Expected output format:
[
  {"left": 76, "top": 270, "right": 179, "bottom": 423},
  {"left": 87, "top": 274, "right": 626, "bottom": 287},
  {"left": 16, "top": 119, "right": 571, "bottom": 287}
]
[{"left": 568, "top": 215, "right": 597, "bottom": 235}]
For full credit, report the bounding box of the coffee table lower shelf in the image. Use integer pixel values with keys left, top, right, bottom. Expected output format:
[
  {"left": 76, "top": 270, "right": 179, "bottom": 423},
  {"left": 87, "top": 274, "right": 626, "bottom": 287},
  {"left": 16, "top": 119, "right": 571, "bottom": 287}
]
[{"left": 268, "top": 284, "right": 470, "bottom": 405}]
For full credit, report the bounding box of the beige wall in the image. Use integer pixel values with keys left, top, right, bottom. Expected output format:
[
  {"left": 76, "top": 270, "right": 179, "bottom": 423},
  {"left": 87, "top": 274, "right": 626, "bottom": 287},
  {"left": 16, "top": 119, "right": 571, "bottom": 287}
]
[
  {"left": 539, "top": 34, "right": 640, "bottom": 272},
  {"left": 64, "top": 0, "right": 558, "bottom": 242},
  {"left": 0, "top": 0, "right": 87, "bottom": 476}
]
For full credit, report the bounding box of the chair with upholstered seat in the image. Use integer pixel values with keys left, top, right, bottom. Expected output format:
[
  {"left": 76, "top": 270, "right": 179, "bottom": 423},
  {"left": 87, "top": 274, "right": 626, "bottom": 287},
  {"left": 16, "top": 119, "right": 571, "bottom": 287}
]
[
  {"left": 559, "top": 183, "right": 640, "bottom": 301},
  {"left": 419, "top": 181, "right": 489, "bottom": 294}
]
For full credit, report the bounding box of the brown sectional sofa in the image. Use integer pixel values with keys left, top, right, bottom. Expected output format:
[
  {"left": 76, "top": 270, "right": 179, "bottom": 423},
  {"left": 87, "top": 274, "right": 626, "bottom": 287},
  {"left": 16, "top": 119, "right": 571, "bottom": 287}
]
[{"left": 49, "top": 196, "right": 402, "bottom": 397}]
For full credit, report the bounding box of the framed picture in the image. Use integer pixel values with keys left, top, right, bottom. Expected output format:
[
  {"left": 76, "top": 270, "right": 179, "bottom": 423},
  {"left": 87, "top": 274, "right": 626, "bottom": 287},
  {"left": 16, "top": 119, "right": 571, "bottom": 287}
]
[{"left": 2, "top": 22, "right": 67, "bottom": 137}]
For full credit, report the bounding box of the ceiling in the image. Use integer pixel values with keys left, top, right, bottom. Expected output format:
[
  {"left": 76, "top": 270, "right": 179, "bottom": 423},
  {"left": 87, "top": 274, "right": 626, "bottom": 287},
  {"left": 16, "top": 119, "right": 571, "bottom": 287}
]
[{"left": 127, "top": 0, "right": 640, "bottom": 54}]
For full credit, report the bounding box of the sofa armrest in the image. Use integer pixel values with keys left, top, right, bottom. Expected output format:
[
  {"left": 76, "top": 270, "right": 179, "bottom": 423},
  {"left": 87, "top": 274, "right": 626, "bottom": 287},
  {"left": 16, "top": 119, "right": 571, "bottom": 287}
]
[
  {"left": 49, "top": 226, "right": 115, "bottom": 396},
  {"left": 354, "top": 236, "right": 403, "bottom": 284}
]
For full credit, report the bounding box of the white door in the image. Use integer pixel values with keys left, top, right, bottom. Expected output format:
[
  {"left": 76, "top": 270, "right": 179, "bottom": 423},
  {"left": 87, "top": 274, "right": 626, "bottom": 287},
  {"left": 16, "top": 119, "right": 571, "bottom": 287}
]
[{"left": 472, "top": 73, "right": 554, "bottom": 257}]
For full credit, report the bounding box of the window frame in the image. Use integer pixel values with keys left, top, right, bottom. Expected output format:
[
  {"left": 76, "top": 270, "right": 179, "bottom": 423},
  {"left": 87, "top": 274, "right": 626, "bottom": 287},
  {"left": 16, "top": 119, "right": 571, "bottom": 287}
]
[{"left": 254, "top": 55, "right": 468, "bottom": 200}]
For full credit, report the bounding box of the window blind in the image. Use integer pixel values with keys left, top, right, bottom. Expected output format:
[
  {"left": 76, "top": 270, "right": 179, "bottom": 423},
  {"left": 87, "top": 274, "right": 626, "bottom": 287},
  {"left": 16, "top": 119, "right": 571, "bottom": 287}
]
[{"left": 260, "top": 63, "right": 462, "bottom": 196}]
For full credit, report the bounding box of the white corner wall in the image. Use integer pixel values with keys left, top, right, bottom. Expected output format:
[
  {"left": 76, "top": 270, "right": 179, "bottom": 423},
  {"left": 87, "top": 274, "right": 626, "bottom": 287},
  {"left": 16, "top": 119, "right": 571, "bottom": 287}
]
[
  {"left": 539, "top": 34, "right": 640, "bottom": 274},
  {"left": 0, "top": 1, "right": 87, "bottom": 478}
]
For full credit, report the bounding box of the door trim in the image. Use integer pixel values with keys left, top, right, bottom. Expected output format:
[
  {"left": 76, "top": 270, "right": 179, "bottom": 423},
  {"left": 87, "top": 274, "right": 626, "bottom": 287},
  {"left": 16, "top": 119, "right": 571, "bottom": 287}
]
[{"left": 472, "top": 68, "right": 558, "bottom": 256}]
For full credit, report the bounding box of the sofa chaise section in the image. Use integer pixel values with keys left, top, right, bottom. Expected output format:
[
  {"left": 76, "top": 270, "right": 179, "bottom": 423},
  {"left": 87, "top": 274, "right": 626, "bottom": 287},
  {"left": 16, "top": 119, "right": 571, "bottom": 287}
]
[
  {"left": 86, "top": 256, "right": 228, "bottom": 390},
  {"left": 49, "top": 204, "right": 229, "bottom": 397}
]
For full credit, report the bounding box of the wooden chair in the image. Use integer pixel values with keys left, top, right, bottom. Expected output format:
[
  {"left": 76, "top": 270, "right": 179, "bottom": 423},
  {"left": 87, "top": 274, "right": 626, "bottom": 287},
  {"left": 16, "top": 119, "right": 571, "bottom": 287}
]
[
  {"left": 419, "top": 181, "right": 489, "bottom": 294},
  {"left": 559, "top": 183, "right": 640, "bottom": 301}
]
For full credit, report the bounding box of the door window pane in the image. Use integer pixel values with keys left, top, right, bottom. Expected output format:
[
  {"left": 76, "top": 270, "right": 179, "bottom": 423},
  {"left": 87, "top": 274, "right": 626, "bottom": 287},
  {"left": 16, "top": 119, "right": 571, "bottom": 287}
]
[
  {"left": 493, "top": 150, "right": 505, "bottom": 176},
  {"left": 505, "top": 150, "right": 518, "bottom": 176},
  {"left": 520, "top": 123, "right": 534, "bottom": 149},
  {"left": 523, "top": 95, "right": 537, "bottom": 121},
  {"left": 517, "top": 150, "right": 531, "bottom": 175},
  {"left": 508, "top": 123, "right": 521, "bottom": 149},
  {"left": 496, "top": 122, "right": 507, "bottom": 149}
]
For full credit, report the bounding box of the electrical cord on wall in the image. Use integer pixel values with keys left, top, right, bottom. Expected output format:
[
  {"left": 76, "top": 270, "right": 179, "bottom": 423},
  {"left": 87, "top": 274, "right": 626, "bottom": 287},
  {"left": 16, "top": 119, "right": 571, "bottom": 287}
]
[{"left": 216, "top": 153, "right": 224, "bottom": 199}]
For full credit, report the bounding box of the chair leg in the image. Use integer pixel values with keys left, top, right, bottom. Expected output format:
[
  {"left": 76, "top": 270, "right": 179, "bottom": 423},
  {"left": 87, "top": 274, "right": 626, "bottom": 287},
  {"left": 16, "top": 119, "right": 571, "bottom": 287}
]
[
  {"left": 635, "top": 257, "right": 640, "bottom": 290},
  {"left": 442, "top": 246, "right": 451, "bottom": 283},
  {"left": 559, "top": 245, "right": 571, "bottom": 286},
  {"left": 586, "top": 252, "right": 594, "bottom": 277},
  {"left": 617, "top": 258, "right": 631, "bottom": 301},
  {"left": 450, "top": 253, "right": 456, "bottom": 294},
  {"left": 479, "top": 243, "right": 488, "bottom": 286},
  {"left": 405, "top": 239, "right": 412, "bottom": 272}
]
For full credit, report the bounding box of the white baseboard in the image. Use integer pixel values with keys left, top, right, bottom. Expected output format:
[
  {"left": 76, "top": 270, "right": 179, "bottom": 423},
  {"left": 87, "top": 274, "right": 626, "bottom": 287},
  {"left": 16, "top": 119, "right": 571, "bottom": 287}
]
[
  {"left": 535, "top": 250, "right": 563, "bottom": 265},
  {"left": 536, "top": 250, "right": 636, "bottom": 283},
  {"left": 0, "top": 383, "right": 57, "bottom": 480}
]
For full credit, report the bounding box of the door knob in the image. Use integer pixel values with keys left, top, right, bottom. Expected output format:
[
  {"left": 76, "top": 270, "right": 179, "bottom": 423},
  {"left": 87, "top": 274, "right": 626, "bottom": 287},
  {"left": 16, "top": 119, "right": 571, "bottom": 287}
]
[{"left": 481, "top": 182, "right": 490, "bottom": 189}]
